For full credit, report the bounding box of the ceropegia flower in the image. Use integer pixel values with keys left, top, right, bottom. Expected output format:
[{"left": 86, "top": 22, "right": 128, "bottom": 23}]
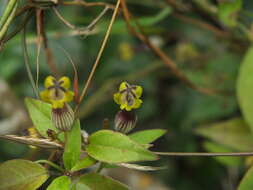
[
  {"left": 113, "top": 81, "right": 143, "bottom": 111},
  {"left": 113, "top": 82, "right": 143, "bottom": 133},
  {"left": 40, "top": 76, "right": 74, "bottom": 131},
  {"left": 114, "top": 110, "right": 137, "bottom": 134},
  {"left": 40, "top": 76, "right": 74, "bottom": 109}
]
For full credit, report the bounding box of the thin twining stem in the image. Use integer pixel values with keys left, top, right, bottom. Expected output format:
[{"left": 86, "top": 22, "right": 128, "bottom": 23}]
[
  {"left": 154, "top": 152, "right": 253, "bottom": 157},
  {"left": 76, "top": 0, "right": 121, "bottom": 111},
  {"left": 57, "top": 44, "right": 79, "bottom": 103},
  {"left": 86, "top": 6, "right": 109, "bottom": 31},
  {"left": 52, "top": 6, "right": 76, "bottom": 30},
  {"left": 36, "top": 9, "right": 43, "bottom": 93},
  {"left": 62, "top": 0, "right": 115, "bottom": 9},
  {"left": 53, "top": 6, "right": 109, "bottom": 34},
  {"left": 22, "top": 23, "right": 39, "bottom": 98},
  {"left": 35, "top": 160, "right": 65, "bottom": 172}
]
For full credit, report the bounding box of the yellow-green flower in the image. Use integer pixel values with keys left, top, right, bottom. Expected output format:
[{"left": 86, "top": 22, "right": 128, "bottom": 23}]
[
  {"left": 40, "top": 76, "right": 74, "bottom": 109},
  {"left": 113, "top": 81, "right": 143, "bottom": 111}
]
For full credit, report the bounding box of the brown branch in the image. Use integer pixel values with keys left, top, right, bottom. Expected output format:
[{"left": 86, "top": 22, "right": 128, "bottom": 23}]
[
  {"left": 62, "top": 0, "right": 115, "bottom": 9},
  {"left": 36, "top": 9, "right": 43, "bottom": 89},
  {"left": 0, "top": 135, "right": 63, "bottom": 149},
  {"left": 155, "top": 151, "right": 253, "bottom": 157},
  {"left": 36, "top": 9, "right": 59, "bottom": 77},
  {"left": 121, "top": 0, "right": 217, "bottom": 95}
]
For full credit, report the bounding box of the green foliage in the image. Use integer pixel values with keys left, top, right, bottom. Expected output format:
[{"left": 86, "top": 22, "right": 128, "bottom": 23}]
[
  {"left": 237, "top": 46, "right": 253, "bottom": 132},
  {"left": 25, "top": 98, "right": 56, "bottom": 138},
  {"left": 196, "top": 118, "right": 253, "bottom": 151},
  {"left": 99, "top": 7, "right": 171, "bottom": 35},
  {"left": 0, "top": 0, "right": 18, "bottom": 40},
  {"left": 0, "top": 159, "right": 48, "bottom": 190},
  {"left": 71, "top": 156, "right": 97, "bottom": 172},
  {"left": 136, "top": 7, "right": 172, "bottom": 26},
  {"left": 74, "top": 173, "right": 129, "bottom": 190},
  {"left": 203, "top": 141, "right": 242, "bottom": 167},
  {"left": 2, "top": 0, "right": 253, "bottom": 189},
  {"left": 218, "top": 0, "right": 242, "bottom": 27},
  {"left": 63, "top": 120, "right": 81, "bottom": 170},
  {"left": 47, "top": 176, "right": 71, "bottom": 190},
  {"left": 86, "top": 130, "right": 158, "bottom": 163},
  {"left": 129, "top": 129, "right": 167, "bottom": 144},
  {"left": 238, "top": 166, "right": 253, "bottom": 190}
]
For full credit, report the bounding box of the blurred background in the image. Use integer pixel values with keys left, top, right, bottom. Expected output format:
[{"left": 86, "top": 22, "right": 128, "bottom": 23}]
[{"left": 1, "top": 0, "right": 253, "bottom": 189}]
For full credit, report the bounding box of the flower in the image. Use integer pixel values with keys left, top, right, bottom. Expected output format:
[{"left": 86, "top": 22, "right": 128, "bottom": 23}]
[
  {"left": 40, "top": 76, "right": 75, "bottom": 131},
  {"left": 113, "top": 81, "right": 143, "bottom": 111},
  {"left": 114, "top": 110, "right": 137, "bottom": 134},
  {"left": 52, "top": 104, "right": 74, "bottom": 131},
  {"left": 40, "top": 76, "right": 74, "bottom": 109}
]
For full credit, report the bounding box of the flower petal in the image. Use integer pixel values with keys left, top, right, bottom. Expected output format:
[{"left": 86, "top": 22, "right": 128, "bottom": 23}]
[
  {"left": 120, "top": 103, "right": 127, "bottom": 110},
  {"left": 40, "top": 90, "right": 50, "bottom": 102},
  {"left": 52, "top": 100, "right": 65, "bottom": 109},
  {"left": 125, "top": 105, "right": 132, "bottom": 111},
  {"left": 59, "top": 76, "right": 71, "bottom": 89},
  {"left": 113, "top": 93, "right": 121, "bottom": 104},
  {"left": 134, "top": 86, "right": 143, "bottom": 98},
  {"left": 64, "top": 90, "right": 74, "bottom": 102},
  {"left": 133, "top": 99, "right": 142, "bottom": 109},
  {"left": 44, "top": 76, "right": 55, "bottom": 88},
  {"left": 119, "top": 81, "right": 128, "bottom": 91}
]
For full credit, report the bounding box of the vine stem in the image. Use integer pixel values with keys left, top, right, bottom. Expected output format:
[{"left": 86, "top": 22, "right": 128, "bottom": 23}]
[
  {"left": 22, "top": 24, "right": 40, "bottom": 98},
  {"left": 62, "top": 0, "right": 115, "bottom": 9},
  {"left": 0, "top": 1, "right": 18, "bottom": 41},
  {"left": 0, "top": 0, "right": 17, "bottom": 29},
  {"left": 77, "top": 0, "right": 121, "bottom": 110},
  {"left": 96, "top": 162, "right": 104, "bottom": 173},
  {"left": 154, "top": 152, "right": 253, "bottom": 157},
  {"left": 35, "top": 160, "right": 65, "bottom": 173}
]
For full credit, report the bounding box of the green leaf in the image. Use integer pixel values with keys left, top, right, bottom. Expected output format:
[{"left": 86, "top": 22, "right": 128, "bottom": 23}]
[
  {"left": 137, "top": 7, "right": 171, "bottom": 26},
  {"left": 72, "top": 183, "right": 90, "bottom": 190},
  {"left": 71, "top": 156, "right": 97, "bottom": 172},
  {"left": 99, "top": 8, "right": 171, "bottom": 35},
  {"left": 237, "top": 46, "right": 253, "bottom": 132},
  {"left": 195, "top": 118, "right": 253, "bottom": 151},
  {"left": 25, "top": 97, "right": 56, "bottom": 138},
  {"left": 203, "top": 141, "right": 242, "bottom": 167},
  {"left": 218, "top": 0, "right": 242, "bottom": 27},
  {"left": 76, "top": 173, "right": 129, "bottom": 190},
  {"left": 86, "top": 130, "right": 158, "bottom": 163},
  {"left": 47, "top": 176, "right": 71, "bottom": 190},
  {"left": 63, "top": 120, "right": 81, "bottom": 170},
  {"left": 129, "top": 129, "right": 166, "bottom": 144},
  {"left": 0, "top": 159, "right": 48, "bottom": 190},
  {"left": 238, "top": 166, "right": 253, "bottom": 190}
]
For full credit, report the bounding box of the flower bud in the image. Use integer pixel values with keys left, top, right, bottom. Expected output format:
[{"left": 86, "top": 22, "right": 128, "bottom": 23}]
[
  {"left": 52, "top": 104, "right": 74, "bottom": 131},
  {"left": 114, "top": 110, "right": 137, "bottom": 134}
]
